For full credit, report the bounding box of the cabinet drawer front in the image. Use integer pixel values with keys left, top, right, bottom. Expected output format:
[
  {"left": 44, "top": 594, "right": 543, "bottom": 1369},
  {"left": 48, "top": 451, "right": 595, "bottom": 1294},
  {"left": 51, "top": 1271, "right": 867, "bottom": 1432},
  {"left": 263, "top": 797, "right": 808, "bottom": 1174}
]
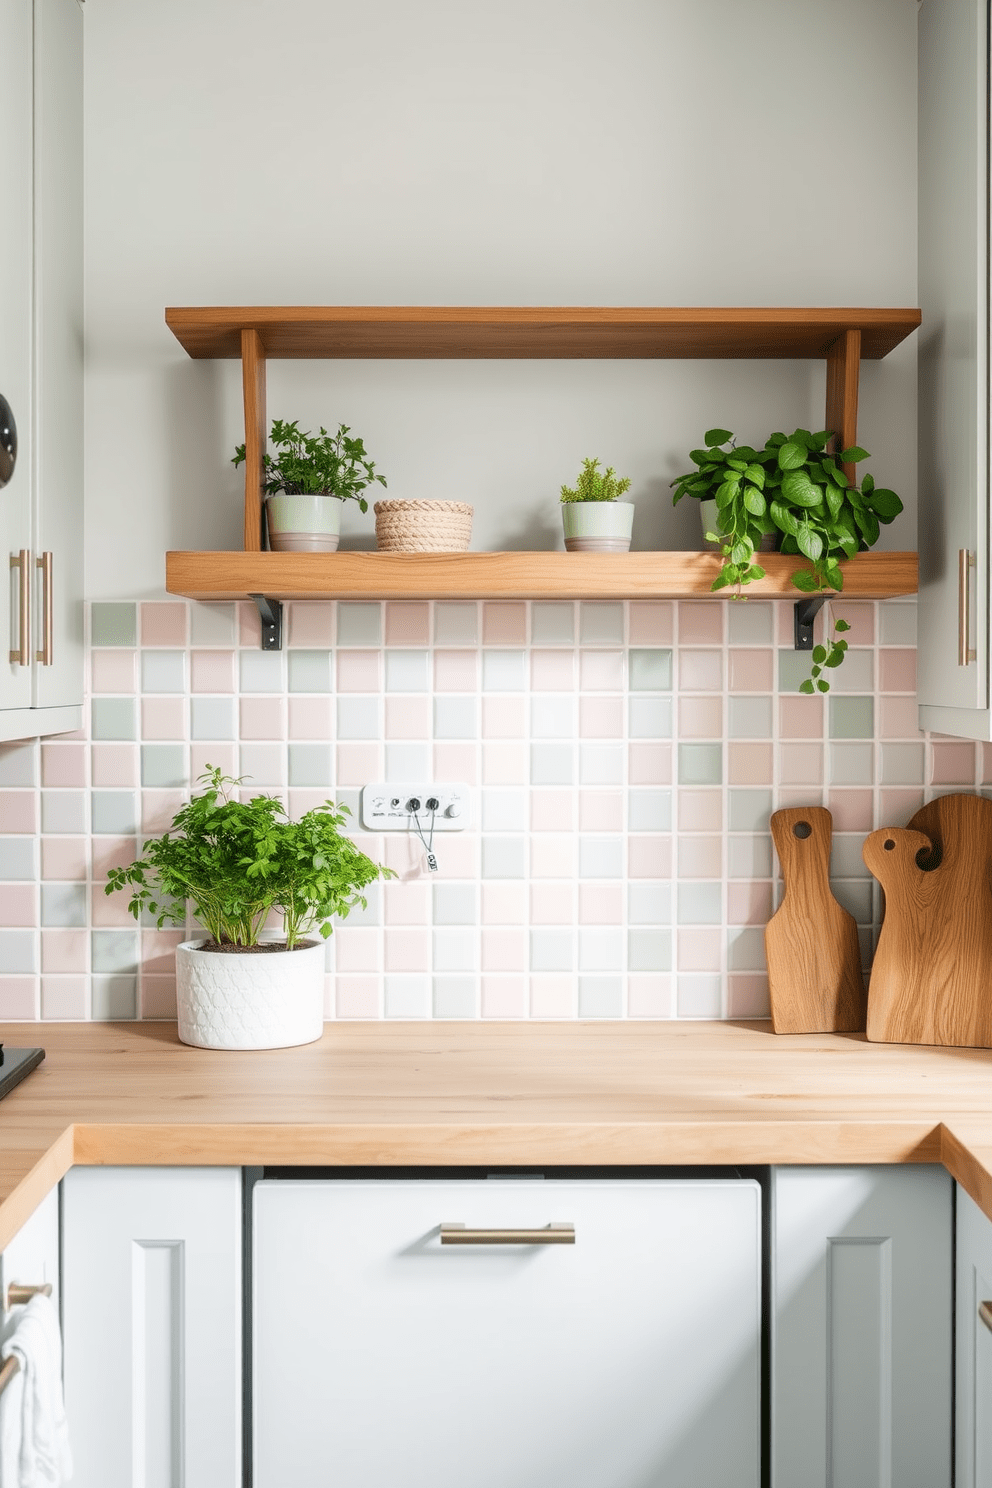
[{"left": 253, "top": 1177, "right": 760, "bottom": 1488}]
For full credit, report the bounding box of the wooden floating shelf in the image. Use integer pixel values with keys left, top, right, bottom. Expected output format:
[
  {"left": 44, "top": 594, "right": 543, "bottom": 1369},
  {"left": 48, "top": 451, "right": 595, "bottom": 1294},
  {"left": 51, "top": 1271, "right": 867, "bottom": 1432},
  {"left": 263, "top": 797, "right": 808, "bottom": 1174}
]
[
  {"left": 166, "top": 550, "right": 919, "bottom": 604},
  {"left": 165, "top": 305, "right": 922, "bottom": 362}
]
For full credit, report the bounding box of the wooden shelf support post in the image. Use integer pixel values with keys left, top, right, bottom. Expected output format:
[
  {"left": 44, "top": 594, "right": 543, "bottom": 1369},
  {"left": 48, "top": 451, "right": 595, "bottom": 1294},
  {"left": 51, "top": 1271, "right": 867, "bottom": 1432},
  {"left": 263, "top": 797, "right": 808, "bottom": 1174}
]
[{"left": 241, "top": 328, "right": 266, "bottom": 553}]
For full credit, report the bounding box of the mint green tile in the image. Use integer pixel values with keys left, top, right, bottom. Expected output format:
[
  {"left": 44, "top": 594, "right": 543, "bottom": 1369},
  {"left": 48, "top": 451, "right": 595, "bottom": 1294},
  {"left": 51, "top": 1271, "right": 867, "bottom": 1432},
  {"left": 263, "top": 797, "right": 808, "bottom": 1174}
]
[
  {"left": 627, "top": 882, "right": 672, "bottom": 924},
  {"left": 288, "top": 744, "right": 332, "bottom": 787},
  {"left": 190, "top": 602, "right": 236, "bottom": 647},
  {"left": 880, "top": 742, "right": 925, "bottom": 786},
  {"left": 530, "top": 929, "right": 574, "bottom": 972},
  {"left": 830, "top": 743, "right": 875, "bottom": 785},
  {"left": 288, "top": 650, "right": 333, "bottom": 693},
  {"left": 729, "top": 789, "right": 773, "bottom": 833},
  {"left": 580, "top": 603, "right": 623, "bottom": 645},
  {"left": 0, "top": 838, "right": 36, "bottom": 879},
  {"left": 91, "top": 698, "right": 136, "bottom": 740},
  {"left": 578, "top": 837, "right": 622, "bottom": 878},
  {"left": 0, "top": 930, "right": 36, "bottom": 972},
  {"left": 830, "top": 696, "right": 874, "bottom": 740},
  {"left": 433, "top": 976, "right": 477, "bottom": 1018},
  {"left": 141, "top": 745, "right": 187, "bottom": 789},
  {"left": 629, "top": 697, "right": 672, "bottom": 738},
  {"left": 628, "top": 930, "right": 671, "bottom": 972},
  {"left": 337, "top": 603, "right": 381, "bottom": 646},
  {"left": 433, "top": 884, "right": 477, "bottom": 924},
  {"left": 240, "top": 651, "right": 283, "bottom": 692},
  {"left": 41, "top": 884, "right": 86, "bottom": 927},
  {"left": 728, "top": 602, "right": 773, "bottom": 644},
  {"left": 531, "top": 603, "right": 574, "bottom": 645},
  {"left": 832, "top": 880, "right": 874, "bottom": 923},
  {"left": 91, "top": 930, "right": 139, "bottom": 974},
  {"left": 831, "top": 835, "right": 871, "bottom": 878},
  {"left": 778, "top": 648, "right": 815, "bottom": 692},
  {"left": 879, "top": 602, "right": 917, "bottom": 646},
  {"left": 91, "top": 602, "right": 136, "bottom": 647},
  {"left": 482, "top": 838, "right": 525, "bottom": 879},
  {"left": 728, "top": 835, "right": 773, "bottom": 877},
  {"left": 141, "top": 650, "right": 186, "bottom": 693},
  {"left": 729, "top": 696, "right": 773, "bottom": 738},
  {"left": 828, "top": 650, "right": 873, "bottom": 693},
  {"left": 678, "top": 743, "right": 722, "bottom": 785},
  {"left": 91, "top": 975, "right": 136, "bottom": 1020},
  {"left": 0, "top": 744, "right": 37, "bottom": 787},
  {"left": 433, "top": 604, "right": 477, "bottom": 645},
  {"left": 91, "top": 792, "right": 137, "bottom": 835},
  {"left": 677, "top": 882, "right": 722, "bottom": 924},
  {"left": 629, "top": 790, "right": 672, "bottom": 831},
  {"left": 190, "top": 697, "right": 235, "bottom": 741},
  {"left": 578, "top": 975, "right": 623, "bottom": 1016},
  {"left": 629, "top": 648, "right": 672, "bottom": 691},
  {"left": 728, "top": 928, "right": 766, "bottom": 971},
  {"left": 677, "top": 975, "right": 722, "bottom": 1017},
  {"left": 41, "top": 791, "right": 86, "bottom": 833}
]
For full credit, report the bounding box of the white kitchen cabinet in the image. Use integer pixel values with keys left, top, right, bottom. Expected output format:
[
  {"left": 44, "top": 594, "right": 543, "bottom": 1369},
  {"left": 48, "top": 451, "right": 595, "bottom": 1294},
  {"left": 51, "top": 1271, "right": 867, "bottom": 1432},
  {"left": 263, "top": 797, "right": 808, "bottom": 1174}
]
[
  {"left": 61, "top": 1166, "right": 242, "bottom": 1488},
  {"left": 771, "top": 1164, "right": 953, "bottom": 1488},
  {"left": 253, "top": 1175, "right": 761, "bottom": 1488},
  {"left": 0, "top": 0, "right": 83, "bottom": 744},
  {"left": 955, "top": 1186, "right": 992, "bottom": 1487},
  {"left": 0, "top": 1186, "right": 59, "bottom": 1321}
]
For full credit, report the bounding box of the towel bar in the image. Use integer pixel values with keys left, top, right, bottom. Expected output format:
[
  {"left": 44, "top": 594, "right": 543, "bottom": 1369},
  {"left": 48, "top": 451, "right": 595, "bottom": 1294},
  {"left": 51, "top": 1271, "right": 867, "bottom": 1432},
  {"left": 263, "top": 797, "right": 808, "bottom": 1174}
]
[
  {"left": 4, "top": 1282, "right": 51, "bottom": 1311},
  {"left": 0, "top": 1355, "right": 18, "bottom": 1398}
]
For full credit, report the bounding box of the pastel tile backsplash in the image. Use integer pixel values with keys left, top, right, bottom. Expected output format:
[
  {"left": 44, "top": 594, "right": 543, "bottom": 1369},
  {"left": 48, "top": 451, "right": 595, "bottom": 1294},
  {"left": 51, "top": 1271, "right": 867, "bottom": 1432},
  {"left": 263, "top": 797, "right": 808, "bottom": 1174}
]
[{"left": 0, "top": 595, "right": 985, "bottom": 1023}]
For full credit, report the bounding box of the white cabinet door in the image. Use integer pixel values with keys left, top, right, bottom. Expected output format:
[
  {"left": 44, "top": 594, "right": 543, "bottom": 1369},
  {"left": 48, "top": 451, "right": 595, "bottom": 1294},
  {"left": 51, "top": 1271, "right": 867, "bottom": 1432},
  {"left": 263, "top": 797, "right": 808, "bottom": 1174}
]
[
  {"left": 955, "top": 1187, "right": 992, "bottom": 1488},
  {"left": 0, "top": 1186, "right": 59, "bottom": 1321},
  {"left": 771, "top": 1165, "right": 953, "bottom": 1488},
  {"left": 253, "top": 1177, "right": 761, "bottom": 1488},
  {"left": 62, "top": 1167, "right": 242, "bottom": 1488}
]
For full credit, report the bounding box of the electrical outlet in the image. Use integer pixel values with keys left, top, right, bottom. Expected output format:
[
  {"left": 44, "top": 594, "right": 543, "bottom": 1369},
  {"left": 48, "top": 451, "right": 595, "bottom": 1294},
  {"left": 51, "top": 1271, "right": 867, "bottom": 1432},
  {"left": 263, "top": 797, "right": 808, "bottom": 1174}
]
[{"left": 360, "top": 783, "right": 470, "bottom": 832}]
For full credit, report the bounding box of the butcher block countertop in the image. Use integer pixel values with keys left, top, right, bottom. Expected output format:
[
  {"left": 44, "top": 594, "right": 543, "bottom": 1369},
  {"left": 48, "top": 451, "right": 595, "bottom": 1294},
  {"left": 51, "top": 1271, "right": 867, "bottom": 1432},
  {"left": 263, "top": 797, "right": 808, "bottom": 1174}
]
[{"left": 1, "top": 1019, "right": 992, "bottom": 1248}]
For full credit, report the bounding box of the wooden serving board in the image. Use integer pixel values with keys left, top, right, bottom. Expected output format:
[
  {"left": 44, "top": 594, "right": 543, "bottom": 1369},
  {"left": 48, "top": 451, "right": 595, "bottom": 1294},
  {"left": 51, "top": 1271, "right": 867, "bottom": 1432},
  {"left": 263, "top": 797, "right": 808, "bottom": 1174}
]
[
  {"left": 765, "top": 807, "right": 866, "bottom": 1033},
  {"left": 864, "top": 793, "right": 992, "bottom": 1047}
]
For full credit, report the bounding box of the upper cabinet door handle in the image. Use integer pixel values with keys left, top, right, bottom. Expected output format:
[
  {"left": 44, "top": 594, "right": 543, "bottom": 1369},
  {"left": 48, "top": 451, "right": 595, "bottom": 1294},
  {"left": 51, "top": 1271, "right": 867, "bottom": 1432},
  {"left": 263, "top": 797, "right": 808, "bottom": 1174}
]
[
  {"left": 959, "top": 548, "right": 977, "bottom": 666},
  {"left": 35, "top": 551, "right": 53, "bottom": 666},
  {"left": 8, "top": 549, "right": 30, "bottom": 666}
]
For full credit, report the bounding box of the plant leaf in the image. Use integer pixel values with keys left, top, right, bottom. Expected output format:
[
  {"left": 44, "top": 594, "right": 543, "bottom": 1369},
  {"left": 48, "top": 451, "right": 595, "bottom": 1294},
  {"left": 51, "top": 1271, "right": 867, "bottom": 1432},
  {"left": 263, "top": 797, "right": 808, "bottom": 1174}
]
[
  {"left": 799, "top": 679, "right": 815, "bottom": 695},
  {"left": 777, "top": 441, "right": 806, "bottom": 471},
  {"left": 865, "top": 487, "right": 903, "bottom": 521},
  {"left": 796, "top": 526, "right": 824, "bottom": 562},
  {"left": 705, "top": 428, "right": 733, "bottom": 447},
  {"left": 743, "top": 489, "right": 767, "bottom": 517},
  {"left": 791, "top": 569, "right": 819, "bottom": 593},
  {"left": 834, "top": 618, "right": 852, "bottom": 633},
  {"left": 840, "top": 445, "right": 870, "bottom": 463},
  {"left": 780, "top": 470, "right": 822, "bottom": 507}
]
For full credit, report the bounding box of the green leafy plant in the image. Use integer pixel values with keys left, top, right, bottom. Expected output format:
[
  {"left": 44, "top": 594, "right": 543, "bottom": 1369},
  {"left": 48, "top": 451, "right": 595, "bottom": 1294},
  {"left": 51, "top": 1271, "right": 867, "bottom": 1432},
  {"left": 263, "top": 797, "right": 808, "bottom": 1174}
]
[
  {"left": 232, "top": 419, "right": 386, "bottom": 510},
  {"left": 671, "top": 428, "right": 776, "bottom": 590},
  {"left": 106, "top": 769, "right": 391, "bottom": 950},
  {"left": 802, "top": 615, "right": 852, "bottom": 695},
  {"left": 560, "top": 456, "right": 632, "bottom": 504}
]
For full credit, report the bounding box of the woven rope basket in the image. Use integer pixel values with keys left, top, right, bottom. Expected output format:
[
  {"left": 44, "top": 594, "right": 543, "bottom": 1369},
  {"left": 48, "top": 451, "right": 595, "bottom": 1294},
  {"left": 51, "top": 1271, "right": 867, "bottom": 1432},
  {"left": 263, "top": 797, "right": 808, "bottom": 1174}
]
[{"left": 374, "top": 500, "right": 473, "bottom": 553}]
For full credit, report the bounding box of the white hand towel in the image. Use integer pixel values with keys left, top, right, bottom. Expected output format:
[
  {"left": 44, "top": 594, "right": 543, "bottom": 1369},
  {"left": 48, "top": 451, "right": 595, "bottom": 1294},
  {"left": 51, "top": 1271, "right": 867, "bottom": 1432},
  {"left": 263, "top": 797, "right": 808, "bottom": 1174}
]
[{"left": 0, "top": 1294, "right": 72, "bottom": 1486}]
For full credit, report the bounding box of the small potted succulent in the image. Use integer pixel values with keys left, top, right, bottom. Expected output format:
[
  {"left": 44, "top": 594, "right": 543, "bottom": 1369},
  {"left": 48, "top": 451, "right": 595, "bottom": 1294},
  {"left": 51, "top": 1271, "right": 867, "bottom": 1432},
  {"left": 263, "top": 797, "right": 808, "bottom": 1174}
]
[
  {"left": 233, "top": 418, "right": 386, "bottom": 552},
  {"left": 106, "top": 769, "right": 390, "bottom": 1050},
  {"left": 559, "top": 457, "right": 634, "bottom": 552}
]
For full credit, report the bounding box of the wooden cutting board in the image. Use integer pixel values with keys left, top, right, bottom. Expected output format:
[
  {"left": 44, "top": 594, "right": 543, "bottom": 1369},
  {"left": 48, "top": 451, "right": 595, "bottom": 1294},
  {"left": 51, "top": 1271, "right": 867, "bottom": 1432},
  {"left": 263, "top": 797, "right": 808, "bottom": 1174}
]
[
  {"left": 863, "top": 792, "right": 992, "bottom": 1047},
  {"left": 765, "top": 807, "right": 866, "bottom": 1034}
]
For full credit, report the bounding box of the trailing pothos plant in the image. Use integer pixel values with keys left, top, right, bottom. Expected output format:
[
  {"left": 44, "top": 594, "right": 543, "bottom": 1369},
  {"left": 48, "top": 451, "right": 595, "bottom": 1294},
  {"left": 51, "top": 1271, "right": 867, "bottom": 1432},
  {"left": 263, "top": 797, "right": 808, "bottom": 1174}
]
[
  {"left": 233, "top": 418, "right": 386, "bottom": 510},
  {"left": 106, "top": 768, "right": 391, "bottom": 950}
]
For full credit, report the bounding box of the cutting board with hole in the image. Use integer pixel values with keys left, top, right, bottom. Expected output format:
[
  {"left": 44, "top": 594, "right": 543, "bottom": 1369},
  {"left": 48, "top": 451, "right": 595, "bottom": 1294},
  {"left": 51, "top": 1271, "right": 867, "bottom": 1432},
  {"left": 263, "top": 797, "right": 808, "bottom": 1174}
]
[
  {"left": 765, "top": 807, "right": 866, "bottom": 1033},
  {"left": 863, "top": 793, "right": 992, "bottom": 1047}
]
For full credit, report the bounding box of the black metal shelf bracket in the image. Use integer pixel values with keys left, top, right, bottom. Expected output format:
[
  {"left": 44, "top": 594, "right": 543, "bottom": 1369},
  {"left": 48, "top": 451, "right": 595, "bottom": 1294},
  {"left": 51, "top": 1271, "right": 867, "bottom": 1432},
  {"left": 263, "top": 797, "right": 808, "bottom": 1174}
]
[
  {"left": 249, "top": 594, "right": 283, "bottom": 651},
  {"left": 794, "top": 596, "right": 827, "bottom": 651}
]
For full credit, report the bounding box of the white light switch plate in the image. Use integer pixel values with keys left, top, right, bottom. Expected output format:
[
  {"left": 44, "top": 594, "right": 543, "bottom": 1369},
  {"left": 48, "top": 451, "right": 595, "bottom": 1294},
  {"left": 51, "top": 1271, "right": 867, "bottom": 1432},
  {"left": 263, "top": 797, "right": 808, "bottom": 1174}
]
[{"left": 360, "top": 783, "right": 470, "bottom": 832}]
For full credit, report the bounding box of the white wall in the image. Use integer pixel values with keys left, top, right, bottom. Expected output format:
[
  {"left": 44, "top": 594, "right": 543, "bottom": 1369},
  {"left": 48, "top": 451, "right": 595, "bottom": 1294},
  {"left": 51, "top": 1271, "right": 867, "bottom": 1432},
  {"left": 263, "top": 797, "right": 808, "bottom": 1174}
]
[{"left": 84, "top": 0, "right": 919, "bottom": 598}]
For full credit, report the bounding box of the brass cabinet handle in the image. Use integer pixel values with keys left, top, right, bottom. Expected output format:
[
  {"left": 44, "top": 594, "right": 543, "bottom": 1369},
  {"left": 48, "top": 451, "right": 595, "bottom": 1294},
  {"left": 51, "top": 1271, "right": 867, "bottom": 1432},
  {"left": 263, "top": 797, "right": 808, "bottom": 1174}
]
[
  {"left": 35, "top": 551, "right": 53, "bottom": 665},
  {"left": 979, "top": 1300, "right": 992, "bottom": 1334},
  {"left": 8, "top": 549, "right": 30, "bottom": 665},
  {"left": 959, "top": 548, "right": 977, "bottom": 666},
  {"left": 440, "top": 1223, "right": 575, "bottom": 1245},
  {"left": 5, "top": 1281, "right": 52, "bottom": 1310}
]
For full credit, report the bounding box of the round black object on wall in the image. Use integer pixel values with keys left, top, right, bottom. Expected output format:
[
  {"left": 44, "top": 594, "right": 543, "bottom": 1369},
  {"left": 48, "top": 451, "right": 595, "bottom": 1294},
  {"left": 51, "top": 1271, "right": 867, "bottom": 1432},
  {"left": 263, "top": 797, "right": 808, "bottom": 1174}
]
[{"left": 0, "top": 395, "right": 17, "bottom": 489}]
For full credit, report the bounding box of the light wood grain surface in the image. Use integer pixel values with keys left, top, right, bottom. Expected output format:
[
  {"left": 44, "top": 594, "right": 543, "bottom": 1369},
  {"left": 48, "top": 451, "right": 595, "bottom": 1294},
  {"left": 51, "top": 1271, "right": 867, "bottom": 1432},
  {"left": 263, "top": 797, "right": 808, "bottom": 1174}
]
[{"left": 1, "top": 1021, "right": 992, "bottom": 1247}]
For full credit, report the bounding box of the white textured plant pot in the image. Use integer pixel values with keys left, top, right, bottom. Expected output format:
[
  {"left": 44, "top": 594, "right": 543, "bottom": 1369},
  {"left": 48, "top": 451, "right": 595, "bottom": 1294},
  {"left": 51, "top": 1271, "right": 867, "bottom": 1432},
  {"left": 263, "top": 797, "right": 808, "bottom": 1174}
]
[
  {"left": 561, "top": 501, "right": 634, "bottom": 552},
  {"left": 175, "top": 939, "right": 325, "bottom": 1050},
  {"left": 265, "top": 493, "right": 341, "bottom": 553}
]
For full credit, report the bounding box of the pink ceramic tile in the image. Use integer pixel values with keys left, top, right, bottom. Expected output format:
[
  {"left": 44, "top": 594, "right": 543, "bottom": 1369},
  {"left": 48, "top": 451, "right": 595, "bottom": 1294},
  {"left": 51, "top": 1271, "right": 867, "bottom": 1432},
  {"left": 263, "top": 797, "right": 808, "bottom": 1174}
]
[
  {"left": 190, "top": 650, "right": 236, "bottom": 693},
  {"left": 41, "top": 837, "right": 88, "bottom": 881},
  {"left": 880, "top": 697, "right": 920, "bottom": 740},
  {"left": 91, "top": 649, "right": 137, "bottom": 693},
  {"left": 142, "top": 789, "right": 186, "bottom": 835},
  {"left": 577, "top": 791, "right": 623, "bottom": 832},
  {"left": 678, "top": 603, "right": 724, "bottom": 645},
  {"left": 931, "top": 742, "right": 978, "bottom": 786},
  {"left": 481, "top": 928, "right": 527, "bottom": 972},
  {"left": 139, "top": 975, "right": 178, "bottom": 1019},
  {"left": 728, "top": 881, "right": 773, "bottom": 925},
  {"left": 288, "top": 603, "right": 334, "bottom": 648},
  {"left": 385, "top": 602, "right": 430, "bottom": 646},
  {"left": 832, "top": 601, "right": 874, "bottom": 646},
  {"left": 482, "top": 602, "right": 526, "bottom": 645},
  {"left": 530, "top": 884, "right": 574, "bottom": 925},
  {"left": 0, "top": 885, "right": 35, "bottom": 926},
  {"left": 91, "top": 744, "right": 138, "bottom": 788},
  {"left": 627, "top": 974, "right": 673, "bottom": 1017},
  {"left": 727, "top": 974, "right": 770, "bottom": 1019},
  {"left": 780, "top": 743, "right": 824, "bottom": 786},
  {"left": 779, "top": 695, "right": 824, "bottom": 739},
  {"left": 579, "top": 696, "right": 623, "bottom": 739},
  {"left": 434, "top": 651, "right": 478, "bottom": 692},
  {"left": 433, "top": 742, "right": 478, "bottom": 784},
  {"left": 0, "top": 792, "right": 36, "bottom": 833},
  {"left": 482, "top": 975, "right": 527, "bottom": 1019},
  {"left": 427, "top": 833, "right": 477, "bottom": 879},
  {"left": 336, "top": 650, "right": 381, "bottom": 692},
  {"left": 777, "top": 787, "right": 825, "bottom": 811},
  {"left": 678, "top": 790, "right": 722, "bottom": 832},
  {"left": 336, "top": 743, "right": 382, "bottom": 785},
  {"left": 385, "top": 697, "right": 430, "bottom": 739},
  {"left": 878, "top": 648, "right": 917, "bottom": 693},
  {"left": 141, "top": 602, "right": 188, "bottom": 647},
  {"left": 91, "top": 883, "right": 134, "bottom": 927},
  {"left": 678, "top": 929, "right": 722, "bottom": 973},
  {"left": 529, "top": 836, "right": 576, "bottom": 878},
  {"left": 827, "top": 789, "right": 875, "bottom": 832},
  {"left": 190, "top": 743, "right": 237, "bottom": 781},
  {"left": 728, "top": 648, "right": 773, "bottom": 692},
  {"left": 578, "top": 883, "right": 623, "bottom": 924},
  {"left": 679, "top": 696, "right": 723, "bottom": 738},
  {"left": 288, "top": 790, "right": 333, "bottom": 819},
  {"left": 729, "top": 742, "right": 773, "bottom": 786},
  {"left": 335, "top": 976, "right": 380, "bottom": 1018},
  {"left": 482, "top": 697, "right": 526, "bottom": 739},
  {"left": 879, "top": 788, "right": 925, "bottom": 824},
  {"left": 41, "top": 929, "right": 88, "bottom": 973},
  {"left": 334, "top": 929, "right": 381, "bottom": 973},
  {"left": 628, "top": 835, "right": 673, "bottom": 879},
  {"left": 382, "top": 835, "right": 424, "bottom": 879},
  {"left": 384, "top": 881, "right": 430, "bottom": 926},
  {"left": 628, "top": 743, "right": 671, "bottom": 786},
  {"left": 0, "top": 978, "right": 38, "bottom": 1019},
  {"left": 41, "top": 975, "right": 88, "bottom": 1020},
  {"left": 529, "top": 975, "right": 575, "bottom": 1018},
  {"left": 676, "top": 835, "right": 721, "bottom": 877},
  {"left": 239, "top": 603, "right": 262, "bottom": 647},
  {"left": 140, "top": 930, "right": 186, "bottom": 973},
  {"left": 41, "top": 744, "right": 86, "bottom": 788},
  {"left": 91, "top": 836, "right": 139, "bottom": 878},
  {"left": 240, "top": 696, "right": 287, "bottom": 740},
  {"left": 628, "top": 602, "right": 673, "bottom": 645},
  {"left": 482, "top": 742, "right": 527, "bottom": 785},
  {"left": 482, "top": 883, "right": 526, "bottom": 924},
  {"left": 678, "top": 649, "right": 723, "bottom": 692},
  {"left": 579, "top": 651, "right": 624, "bottom": 691},
  {"left": 531, "top": 651, "right": 575, "bottom": 691},
  {"left": 142, "top": 697, "right": 186, "bottom": 740}
]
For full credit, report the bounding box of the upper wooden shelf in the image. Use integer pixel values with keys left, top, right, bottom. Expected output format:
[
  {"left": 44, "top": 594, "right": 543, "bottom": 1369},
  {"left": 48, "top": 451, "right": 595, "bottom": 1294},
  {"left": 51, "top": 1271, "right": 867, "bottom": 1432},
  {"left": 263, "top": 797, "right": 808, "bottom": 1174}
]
[{"left": 165, "top": 305, "right": 922, "bottom": 362}]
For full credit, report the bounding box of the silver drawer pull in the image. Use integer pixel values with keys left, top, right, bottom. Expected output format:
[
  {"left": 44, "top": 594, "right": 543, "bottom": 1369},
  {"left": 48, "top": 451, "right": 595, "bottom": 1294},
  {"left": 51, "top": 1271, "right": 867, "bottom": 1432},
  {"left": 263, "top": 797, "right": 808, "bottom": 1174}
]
[
  {"left": 440, "top": 1223, "right": 575, "bottom": 1246},
  {"left": 979, "top": 1300, "right": 992, "bottom": 1334},
  {"left": 6, "top": 1282, "right": 52, "bottom": 1310}
]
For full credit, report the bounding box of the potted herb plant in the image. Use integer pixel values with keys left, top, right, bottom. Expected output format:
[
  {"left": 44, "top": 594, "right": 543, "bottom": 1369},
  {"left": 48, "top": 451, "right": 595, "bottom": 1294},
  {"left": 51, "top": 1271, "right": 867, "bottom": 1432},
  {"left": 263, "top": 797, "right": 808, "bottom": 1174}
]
[
  {"left": 233, "top": 418, "right": 386, "bottom": 552},
  {"left": 560, "top": 457, "right": 634, "bottom": 552},
  {"left": 106, "top": 769, "right": 390, "bottom": 1050}
]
